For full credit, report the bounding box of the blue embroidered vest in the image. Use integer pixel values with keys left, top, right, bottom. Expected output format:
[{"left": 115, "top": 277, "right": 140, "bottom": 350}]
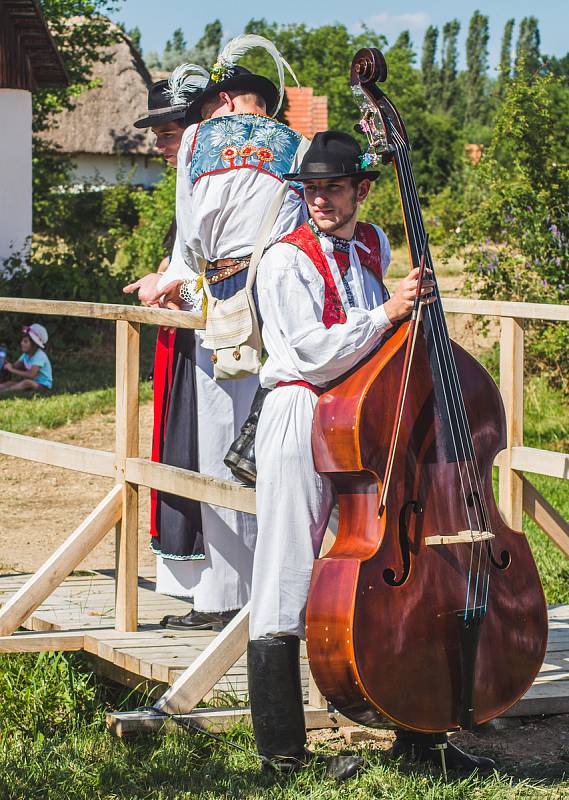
[{"left": 189, "top": 114, "right": 302, "bottom": 187}]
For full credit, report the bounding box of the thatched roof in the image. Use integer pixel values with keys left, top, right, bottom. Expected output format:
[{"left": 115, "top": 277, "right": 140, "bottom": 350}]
[{"left": 40, "top": 31, "right": 155, "bottom": 156}]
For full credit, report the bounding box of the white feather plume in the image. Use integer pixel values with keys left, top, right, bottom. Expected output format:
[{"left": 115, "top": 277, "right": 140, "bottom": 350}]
[
  {"left": 216, "top": 33, "right": 299, "bottom": 115},
  {"left": 166, "top": 63, "right": 210, "bottom": 106}
]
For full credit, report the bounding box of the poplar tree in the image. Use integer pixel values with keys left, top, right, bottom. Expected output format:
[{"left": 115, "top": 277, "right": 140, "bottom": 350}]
[
  {"left": 497, "top": 18, "right": 515, "bottom": 97},
  {"left": 393, "top": 30, "right": 413, "bottom": 53},
  {"left": 421, "top": 25, "right": 440, "bottom": 108},
  {"left": 465, "top": 10, "right": 489, "bottom": 123},
  {"left": 515, "top": 16, "right": 541, "bottom": 76},
  {"left": 440, "top": 19, "right": 460, "bottom": 111}
]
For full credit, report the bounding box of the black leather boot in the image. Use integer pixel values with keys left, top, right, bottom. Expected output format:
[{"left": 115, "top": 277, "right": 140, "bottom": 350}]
[
  {"left": 224, "top": 386, "right": 269, "bottom": 485},
  {"left": 248, "top": 636, "right": 363, "bottom": 781},
  {"left": 392, "top": 729, "right": 495, "bottom": 774}
]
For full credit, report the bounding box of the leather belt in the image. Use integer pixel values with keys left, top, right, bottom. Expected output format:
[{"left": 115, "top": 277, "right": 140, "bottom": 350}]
[{"left": 206, "top": 256, "right": 251, "bottom": 284}]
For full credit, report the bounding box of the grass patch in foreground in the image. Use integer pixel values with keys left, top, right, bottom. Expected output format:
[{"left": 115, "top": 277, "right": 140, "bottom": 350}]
[{"left": 0, "top": 650, "right": 568, "bottom": 799}]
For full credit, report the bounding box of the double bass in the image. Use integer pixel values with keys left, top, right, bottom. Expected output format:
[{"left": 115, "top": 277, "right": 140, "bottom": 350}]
[{"left": 306, "top": 48, "right": 548, "bottom": 733}]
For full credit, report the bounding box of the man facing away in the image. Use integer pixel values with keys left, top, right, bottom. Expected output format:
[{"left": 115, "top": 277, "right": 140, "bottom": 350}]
[
  {"left": 247, "top": 131, "right": 495, "bottom": 779},
  {"left": 146, "top": 36, "right": 310, "bottom": 627}
]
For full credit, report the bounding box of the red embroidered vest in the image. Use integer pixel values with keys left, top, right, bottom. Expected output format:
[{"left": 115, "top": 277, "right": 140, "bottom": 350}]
[{"left": 280, "top": 222, "right": 384, "bottom": 328}]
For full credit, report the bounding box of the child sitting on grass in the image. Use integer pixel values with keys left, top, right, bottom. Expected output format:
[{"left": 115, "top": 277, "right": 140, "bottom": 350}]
[{"left": 0, "top": 324, "right": 53, "bottom": 394}]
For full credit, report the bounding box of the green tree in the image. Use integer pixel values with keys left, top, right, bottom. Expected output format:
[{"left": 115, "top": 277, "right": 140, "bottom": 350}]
[
  {"left": 453, "top": 67, "right": 569, "bottom": 391},
  {"left": 465, "top": 10, "right": 489, "bottom": 124},
  {"left": 33, "top": 2, "right": 123, "bottom": 229},
  {"left": 187, "top": 19, "right": 223, "bottom": 67},
  {"left": 421, "top": 25, "right": 440, "bottom": 109},
  {"left": 126, "top": 25, "right": 141, "bottom": 53},
  {"left": 515, "top": 16, "right": 541, "bottom": 76},
  {"left": 162, "top": 27, "right": 188, "bottom": 70},
  {"left": 393, "top": 30, "right": 413, "bottom": 52},
  {"left": 497, "top": 18, "right": 515, "bottom": 98},
  {"left": 241, "top": 18, "right": 386, "bottom": 131},
  {"left": 440, "top": 19, "right": 461, "bottom": 112}
]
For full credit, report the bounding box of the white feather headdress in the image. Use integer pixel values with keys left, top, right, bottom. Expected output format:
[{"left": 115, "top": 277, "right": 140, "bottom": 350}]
[
  {"left": 211, "top": 34, "right": 299, "bottom": 115},
  {"left": 166, "top": 63, "right": 210, "bottom": 106}
]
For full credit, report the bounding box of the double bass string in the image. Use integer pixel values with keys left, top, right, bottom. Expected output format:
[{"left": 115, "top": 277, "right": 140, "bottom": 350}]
[
  {"left": 389, "top": 125, "right": 492, "bottom": 616},
  {"left": 393, "top": 132, "right": 492, "bottom": 614},
  {"left": 391, "top": 127, "right": 495, "bottom": 612}
]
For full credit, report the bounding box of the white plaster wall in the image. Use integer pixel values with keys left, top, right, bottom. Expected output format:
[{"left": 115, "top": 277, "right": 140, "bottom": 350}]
[
  {"left": 0, "top": 89, "right": 32, "bottom": 262},
  {"left": 69, "top": 153, "right": 165, "bottom": 188}
]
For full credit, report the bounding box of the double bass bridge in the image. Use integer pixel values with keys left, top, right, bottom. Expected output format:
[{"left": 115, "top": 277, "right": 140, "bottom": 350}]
[{"left": 425, "top": 530, "right": 495, "bottom": 546}]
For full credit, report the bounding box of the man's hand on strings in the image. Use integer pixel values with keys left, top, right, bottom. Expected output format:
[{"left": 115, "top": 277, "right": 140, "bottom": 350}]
[{"left": 384, "top": 267, "right": 436, "bottom": 323}]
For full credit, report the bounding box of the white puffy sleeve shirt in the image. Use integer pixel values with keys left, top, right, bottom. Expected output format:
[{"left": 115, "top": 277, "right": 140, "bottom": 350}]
[{"left": 258, "top": 226, "right": 393, "bottom": 388}]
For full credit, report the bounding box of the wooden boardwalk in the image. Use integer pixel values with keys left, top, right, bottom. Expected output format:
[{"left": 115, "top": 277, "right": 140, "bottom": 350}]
[
  {"left": 0, "top": 570, "right": 568, "bottom": 717},
  {"left": 0, "top": 570, "right": 310, "bottom": 700}
]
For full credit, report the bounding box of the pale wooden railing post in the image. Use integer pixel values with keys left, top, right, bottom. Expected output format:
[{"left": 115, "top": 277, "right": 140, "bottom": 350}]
[
  {"left": 498, "top": 316, "right": 524, "bottom": 530},
  {"left": 114, "top": 320, "right": 140, "bottom": 631}
]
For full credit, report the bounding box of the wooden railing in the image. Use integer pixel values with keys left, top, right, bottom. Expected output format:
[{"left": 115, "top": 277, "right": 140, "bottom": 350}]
[{"left": 0, "top": 296, "right": 567, "bottom": 678}]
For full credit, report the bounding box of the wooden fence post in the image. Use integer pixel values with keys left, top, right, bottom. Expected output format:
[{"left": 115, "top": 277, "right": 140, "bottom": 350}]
[
  {"left": 499, "top": 316, "right": 524, "bottom": 530},
  {"left": 114, "top": 320, "right": 140, "bottom": 631}
]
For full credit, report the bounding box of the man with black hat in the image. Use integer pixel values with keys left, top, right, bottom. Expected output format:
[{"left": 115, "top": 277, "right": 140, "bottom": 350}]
[
  {"left": 246, "top": 131, "right": 495, "bottom": 778},
  {"left": 124, "top": 69, "right": 240, "bottom": 630},
  {"left": 146, "top": 36, "right": 310, "bottom": 626}
]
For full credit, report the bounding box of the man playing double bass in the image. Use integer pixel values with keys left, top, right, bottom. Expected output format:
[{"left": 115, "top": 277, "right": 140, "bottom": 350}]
[{"left": 247, "top": 131, "right": 495, "bottom": 778}]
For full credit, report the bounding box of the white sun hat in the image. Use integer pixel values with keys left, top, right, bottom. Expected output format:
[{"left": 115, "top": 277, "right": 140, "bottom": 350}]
[{"left": 23, "top": 323, "right": 48, "bottom": 349}]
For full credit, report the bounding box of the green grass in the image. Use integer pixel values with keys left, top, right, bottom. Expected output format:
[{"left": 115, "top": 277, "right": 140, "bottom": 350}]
[{"left": 0, "top": 650, "right": 567, "bottom": 799}]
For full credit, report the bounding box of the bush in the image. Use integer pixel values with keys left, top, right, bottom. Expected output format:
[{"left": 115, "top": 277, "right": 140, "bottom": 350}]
[
  {"left": 117, "top": 168, "right": 177, "bottom": 278},
  {"left": 450, "top": 67, "right": 569, "bottom": 392}
]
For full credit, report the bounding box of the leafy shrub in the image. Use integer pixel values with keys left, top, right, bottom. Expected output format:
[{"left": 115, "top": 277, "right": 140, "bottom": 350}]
[
  {"left": 117, "top": 168, "right": 177, "bottom": 277},
  {"left": 451, "top": 66, "right": 569, "bottom": 392}
]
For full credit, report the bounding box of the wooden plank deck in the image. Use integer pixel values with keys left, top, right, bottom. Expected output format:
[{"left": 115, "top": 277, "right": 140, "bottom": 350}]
[
  {"left": 0, "top": 570, "right": 567, "bottom": 715},
  {"left": 0, "top": 570, "right": 309, "bottom": 701}
]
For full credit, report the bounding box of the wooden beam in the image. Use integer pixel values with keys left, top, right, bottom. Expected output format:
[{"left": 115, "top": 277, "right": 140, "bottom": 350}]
[
  {"left": 498, "top": 317, "right": 524, "bottom": 530},
  {"left": 0, "top": 431, "right": 115, "bottom": 477},
  {"left": 106, "top": 704, "right": 360, "bottom": 737},
  {"left": 125, "top": 458, "right": 257, "bottom": 515},
  {"left": 0, "top": 297, "right": 204, "bottom": 329},
  {"left": 510, "top": 447, "right": 569, "bottom": 481},
  {"left": 0, "top": 485, "right": 122, "bottom": 636},
  {"left": 155, "top": 604, "right": 250, "bottom": 714},
  {"left": 114, "top": 320, "right": 140, "bottom": 633},
  {"left": 523, "top": 478, "right": 569, "bottom": 559},
  {"left": 442, "top": 297, "right": 569, "bottom": 322},
  {"left": 0, "top": 630, "right": 84, "bottom": 653}
]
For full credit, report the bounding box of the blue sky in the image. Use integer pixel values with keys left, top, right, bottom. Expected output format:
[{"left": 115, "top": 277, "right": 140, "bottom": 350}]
[{"left": 110, "top": 0, "right": 567, "bottom": 72}]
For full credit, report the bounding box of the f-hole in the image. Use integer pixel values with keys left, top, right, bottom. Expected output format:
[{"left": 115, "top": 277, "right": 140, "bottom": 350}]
[
  {"left": 383, "top": 500, "right": 421, "bottom": 586},
  {"left": 467, "top": 491, "right": 510, "bottom": 570}
]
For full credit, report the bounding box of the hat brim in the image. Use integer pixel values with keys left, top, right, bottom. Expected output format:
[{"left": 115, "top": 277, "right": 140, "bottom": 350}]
[
  {"left": 186, "top": 74, "right": 279, "bottom": 123},
  {"left": 133, "top": 107, "right": 187, "bottom": 129},
  {"left": 282, "top": 169, "right": 380, "bottom": 182}
]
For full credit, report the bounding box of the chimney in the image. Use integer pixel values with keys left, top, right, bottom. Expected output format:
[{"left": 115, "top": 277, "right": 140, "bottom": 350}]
[{"left": 285, "top": 86, "right": 328, "bottom": 139}]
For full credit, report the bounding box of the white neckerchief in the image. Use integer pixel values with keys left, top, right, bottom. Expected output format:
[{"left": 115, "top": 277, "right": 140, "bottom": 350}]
[{"left": 319, "top": 235, "right": 371, "bottom": 312}]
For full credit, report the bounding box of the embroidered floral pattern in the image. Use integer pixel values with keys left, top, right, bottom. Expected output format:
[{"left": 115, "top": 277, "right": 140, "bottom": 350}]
[{"left": 190, "top": 114, "right": 302, "bottom": 185}]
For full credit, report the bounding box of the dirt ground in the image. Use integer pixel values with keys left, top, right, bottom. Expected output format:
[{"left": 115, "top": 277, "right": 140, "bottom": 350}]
[
  {"left": 310, "top": 715, "right": 569, "bottom": 783},
  {"left": 0, "top": 403, "right": 155, "bottom": 575}
]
